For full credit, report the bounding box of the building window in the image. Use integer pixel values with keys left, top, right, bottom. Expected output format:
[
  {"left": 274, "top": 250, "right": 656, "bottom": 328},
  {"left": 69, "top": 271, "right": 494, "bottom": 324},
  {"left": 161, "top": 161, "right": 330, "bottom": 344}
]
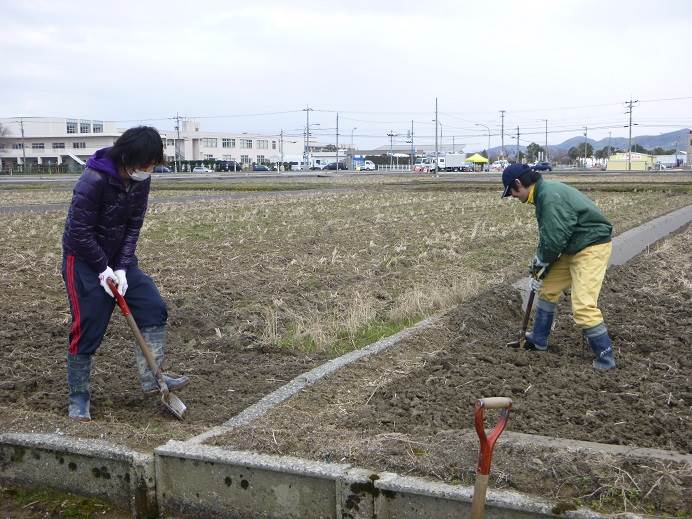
[
  {"left": 73, "top": 142, "right": 86, "bottom": 149},
  {"left": 257, "top": 140, "right": 269, "bottom": 149},
  {"left": 272, "top": 140, "right": 277, "bottom": 150},
  {"left": 241, "top": 139, "right": 253, "bottom": 149},
  {"left": 222, "top": 138, "right": 235, "bottom": 148},
  {"left": 0, "top": 143, "right": 5, "bottom": 150},
  {"left": 167, "top": 139, "right": 175, "bottom": 146},
  {"left": 257, "top": 155, "right": 266, "bottom": 163},
  {"left": 66, "top": 120, "right": 77, "bottom": 134},
  {"left": 202, "top": 138, "right": 217, "bottom": 147},
  {"left": 240, "top": 154, "right": 250, "bottom": 164},
  {"left": 12, "top": 143, "right": 24, "bottom": 149},
  {"left": 93, "top": 121, "right": 103, "bottom": 133},
  {"left": 80, "top": 121, "right": 91, "bottom": 133},
  {"left": 204, "top": 154, "right": 214, "bottom": 159},
  {"left": 32, "top": 143, "right": 45, "bottom": 149},
  {"left": 52, "top": 142, "right": 65, "bottom": 149}
]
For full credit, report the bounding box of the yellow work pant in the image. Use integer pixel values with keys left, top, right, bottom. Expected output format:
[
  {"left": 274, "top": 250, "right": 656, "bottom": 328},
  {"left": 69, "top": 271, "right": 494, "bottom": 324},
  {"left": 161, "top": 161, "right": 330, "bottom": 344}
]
[{"left": 539, "top": 241, "right": 612, "bottom": 328}]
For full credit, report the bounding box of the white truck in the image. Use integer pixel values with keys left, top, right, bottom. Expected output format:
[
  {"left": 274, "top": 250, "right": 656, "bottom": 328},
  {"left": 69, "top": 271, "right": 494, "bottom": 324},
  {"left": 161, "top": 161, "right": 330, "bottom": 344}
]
[{"left": 442, "top": 153, "right": 470, "bottom": 171}]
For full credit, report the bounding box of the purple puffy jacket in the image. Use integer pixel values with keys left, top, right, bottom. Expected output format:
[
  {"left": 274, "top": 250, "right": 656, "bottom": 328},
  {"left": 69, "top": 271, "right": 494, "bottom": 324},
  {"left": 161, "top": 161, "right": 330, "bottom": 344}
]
[{"left": 62, "top": 148, "right": 151, "bottom": 273}]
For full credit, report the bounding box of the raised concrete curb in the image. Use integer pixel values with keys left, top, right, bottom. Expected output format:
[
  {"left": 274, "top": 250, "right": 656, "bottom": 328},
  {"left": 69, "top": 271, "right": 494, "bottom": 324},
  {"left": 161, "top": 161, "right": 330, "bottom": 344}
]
[
  {"left": 0, "top": 433, "right": 156, "bottom": 518},
  {"left": 154, "top": 440, "right": 633, "bottom": 518}
]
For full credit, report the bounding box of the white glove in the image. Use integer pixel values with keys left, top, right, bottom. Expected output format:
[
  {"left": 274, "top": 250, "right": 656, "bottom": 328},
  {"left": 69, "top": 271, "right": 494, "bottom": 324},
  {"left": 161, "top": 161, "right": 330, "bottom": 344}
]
[
  {"left": 98, "top": 266, "right": 118, "bottom": 298},
  {"left": 529, "top": 277, "right": 543, "bottom": 293},
  {"left": 113, "top": 269, "right": 128, "bottom": 297}
]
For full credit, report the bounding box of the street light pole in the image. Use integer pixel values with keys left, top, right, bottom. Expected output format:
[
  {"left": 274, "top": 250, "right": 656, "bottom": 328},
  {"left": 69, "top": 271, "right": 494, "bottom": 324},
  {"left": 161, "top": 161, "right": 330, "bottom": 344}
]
[
  {"left": 336, "top": 112, "right": 339, "bottom": 170},
  {"left": 584, "top": 125, "right": 588, "bottom": 166},
  {"left": 435, "top": 97, "right": 439, "bottom": 173},
  {"left": 475, "top": 123, "right": 490, "bottom": 163},
  {"left": 541, "top": 119, "right": 548, "bottom": 161},
  {"left": 499, "top": 110, "right": 506, "bottom": 159}
]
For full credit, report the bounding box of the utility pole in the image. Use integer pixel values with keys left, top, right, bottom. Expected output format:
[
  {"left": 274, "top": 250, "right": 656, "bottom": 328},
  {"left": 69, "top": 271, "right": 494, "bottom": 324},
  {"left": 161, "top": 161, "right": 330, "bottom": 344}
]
[
  {"left": 516, "top": 126, "right": 520, "bottom": 162},
  {"left": 302, "top": 106, "right": 313, "bottom": 167},
  {"left": 583, "top": 126, "right": 588, "bottom": 166},
  {"left": 541, "top": 119, "right": 548, "bottom": 161},
  {"left": 19, "top": 117, "right": 27, "bottom": 169},
  {"left": 280, "top": 129, "right": 284, "bottom": 165},
  {"left": 625, "top": 98, "right": 639, "bottom": 171},
  {"left": 409, "top": 120, "right": 414, "bottom": 172},
  {"left": 386, "top": 130, "right": 397, "bottom": 168},
  {"left": 174, "top": 112, "right": 181, "bottom": 173},
  {"left": 607, "top": 131, "right": 612, "bottom": 162},
  {"left": 500, "top": 110, "right": 506, "bottom": 159},
  {"left": 335, "top": 112, "right": 339, "bottom": 170},
  {"left": 435, "top": 97, "right": 439, "bottom": 173},
  {"left": 452, "top": 135, "right": 455, "bottom": 154}
]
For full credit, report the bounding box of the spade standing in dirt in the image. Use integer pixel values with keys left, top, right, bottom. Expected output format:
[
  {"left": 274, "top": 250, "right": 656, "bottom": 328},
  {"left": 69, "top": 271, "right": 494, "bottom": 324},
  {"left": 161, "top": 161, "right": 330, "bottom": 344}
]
[
  {"left": 61, "top": 126, "right": 189, "bottom": 421},
  {"left": 501, "top": 163, "right": 616, "bottom": 370}
]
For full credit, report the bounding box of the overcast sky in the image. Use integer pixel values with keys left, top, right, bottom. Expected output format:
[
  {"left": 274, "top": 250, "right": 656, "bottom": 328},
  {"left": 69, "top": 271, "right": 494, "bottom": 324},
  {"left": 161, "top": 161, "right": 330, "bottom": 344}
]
[{"left": 2, "top": 0, "right": 691, "bottom": 150}]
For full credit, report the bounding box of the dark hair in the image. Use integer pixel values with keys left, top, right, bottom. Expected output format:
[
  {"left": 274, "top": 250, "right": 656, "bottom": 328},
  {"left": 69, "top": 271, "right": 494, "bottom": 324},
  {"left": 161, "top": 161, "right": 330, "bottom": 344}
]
[
  {"left": 106, "top": 126, "right": 163, "bottom": 172},
  {"left": 518, "top": 168, "right": 542, "bottom": 187}
]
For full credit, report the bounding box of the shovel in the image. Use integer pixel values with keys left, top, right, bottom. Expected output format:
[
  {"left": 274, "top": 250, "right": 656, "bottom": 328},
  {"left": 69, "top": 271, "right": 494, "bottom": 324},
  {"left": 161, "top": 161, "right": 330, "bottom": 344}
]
[
  {"left": 506, "top": 265, "right": 547, "bottom": 349},
  {"left": 506, "top": 285, "right": 536, "bottom": 349},
  {"left": 107, "top": 279, "right": 187, "bottom": 420},
  {"left": 470, "top": 397, "right": 512, "bottom": 519}
]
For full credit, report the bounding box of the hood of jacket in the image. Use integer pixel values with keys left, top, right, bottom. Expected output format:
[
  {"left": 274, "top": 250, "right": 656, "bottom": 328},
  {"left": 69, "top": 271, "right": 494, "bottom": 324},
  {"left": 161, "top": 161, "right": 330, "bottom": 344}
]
[{"left": 86, "top": 147, "right": 121, "bottom": 181}]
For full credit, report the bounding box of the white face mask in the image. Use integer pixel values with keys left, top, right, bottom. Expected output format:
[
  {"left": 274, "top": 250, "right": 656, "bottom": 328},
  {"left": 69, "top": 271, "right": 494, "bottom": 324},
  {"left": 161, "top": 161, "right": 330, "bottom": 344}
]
[{"left": 130, "top": 170, "right": 151, "bottom": 181}]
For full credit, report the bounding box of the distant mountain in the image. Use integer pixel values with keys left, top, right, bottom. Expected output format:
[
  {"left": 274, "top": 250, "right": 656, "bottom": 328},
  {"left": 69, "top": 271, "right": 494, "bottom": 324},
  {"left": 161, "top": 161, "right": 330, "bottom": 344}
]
[{"left": 485, "top": 128, "right": 689, "bottom": 157}]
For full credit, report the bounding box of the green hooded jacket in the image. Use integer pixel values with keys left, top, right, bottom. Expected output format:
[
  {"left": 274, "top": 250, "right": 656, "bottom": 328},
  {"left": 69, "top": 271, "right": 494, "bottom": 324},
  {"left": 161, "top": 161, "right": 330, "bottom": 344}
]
[{"left": 533, "top": 178, "right": 612, "bottom": 263}]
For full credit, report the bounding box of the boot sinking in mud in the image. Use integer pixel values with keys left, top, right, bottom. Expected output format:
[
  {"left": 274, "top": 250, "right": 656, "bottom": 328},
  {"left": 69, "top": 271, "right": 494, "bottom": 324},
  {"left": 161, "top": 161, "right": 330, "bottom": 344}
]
[{"left": 134, "top": 325, "right": 190, "bottom": 395}]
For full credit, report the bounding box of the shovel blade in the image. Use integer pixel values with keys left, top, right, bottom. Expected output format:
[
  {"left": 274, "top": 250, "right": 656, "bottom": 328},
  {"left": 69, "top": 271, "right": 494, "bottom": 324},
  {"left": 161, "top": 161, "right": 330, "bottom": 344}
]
[
  {"left": 506, "top": 339, "right": 522, "bottom": 348},
  {"left": 161, "top": 392, "right": 187, "bottom": 420}
]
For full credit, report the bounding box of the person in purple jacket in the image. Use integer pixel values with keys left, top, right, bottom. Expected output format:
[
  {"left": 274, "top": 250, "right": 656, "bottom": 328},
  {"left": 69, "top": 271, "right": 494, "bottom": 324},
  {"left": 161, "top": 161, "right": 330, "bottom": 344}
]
[{"left": 62, "top": 126, "right": 188, "bottom": 421}]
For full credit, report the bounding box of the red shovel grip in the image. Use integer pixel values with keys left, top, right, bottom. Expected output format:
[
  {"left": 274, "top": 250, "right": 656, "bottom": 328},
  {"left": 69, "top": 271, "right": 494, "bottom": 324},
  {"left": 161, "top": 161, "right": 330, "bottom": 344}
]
[
  {"left": 474, "top": 397, "right": 512, "bottom": 475},
  {"left": 106, "top": 278, "right": 130, "bottom": 316}
]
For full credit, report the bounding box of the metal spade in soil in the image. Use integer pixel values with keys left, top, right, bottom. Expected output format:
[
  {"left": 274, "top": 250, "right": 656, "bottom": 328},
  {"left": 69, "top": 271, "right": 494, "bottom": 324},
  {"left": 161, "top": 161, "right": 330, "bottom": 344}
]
[{"left": 107, "top": 279, "right": 187, "bottom": 420}]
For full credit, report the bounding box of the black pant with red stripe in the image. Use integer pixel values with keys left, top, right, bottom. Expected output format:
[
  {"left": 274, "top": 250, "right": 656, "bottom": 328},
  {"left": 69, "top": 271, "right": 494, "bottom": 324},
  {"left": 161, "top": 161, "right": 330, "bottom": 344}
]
[{"left": 62, "top": 255, "right": 168, "bottom": 355}]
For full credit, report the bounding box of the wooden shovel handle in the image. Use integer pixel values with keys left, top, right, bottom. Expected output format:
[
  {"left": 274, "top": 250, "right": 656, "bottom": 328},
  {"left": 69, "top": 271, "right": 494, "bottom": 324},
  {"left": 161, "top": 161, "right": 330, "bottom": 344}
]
[
  {"left": 478, "top": 397, "right": 512, "bottom": 409},
  {"left": 107, "top": 279, "right": 167, "bottom": 393}
]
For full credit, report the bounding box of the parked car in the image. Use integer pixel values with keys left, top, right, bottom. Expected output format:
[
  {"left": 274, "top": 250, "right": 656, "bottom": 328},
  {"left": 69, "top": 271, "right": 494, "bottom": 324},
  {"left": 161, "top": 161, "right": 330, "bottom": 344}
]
[
  {"left": 153, "top": 165, "right": 171, "bottom": 173},
  {"left": 216, "top": 160, "right": 243, "bottom": 172},
  {"left": 533, "top": 161, "right": 553, "bottom": 172},
  {"left": 192, "top": 166, "right": 213, "bottom": 173},
  {"left": 252, "top": 164, "right": 270, "bottom": 171},
  {"left": 324, "top": 162, "right": 347, "bottom": 170}
]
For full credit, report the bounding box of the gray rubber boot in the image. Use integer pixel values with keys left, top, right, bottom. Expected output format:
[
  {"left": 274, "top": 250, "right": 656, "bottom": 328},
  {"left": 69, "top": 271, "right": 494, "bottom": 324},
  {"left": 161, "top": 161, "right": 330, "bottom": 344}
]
[
  {"left": 584, "top": 322, "right": 616, "bottom": 370},
  {"left": 525, "top": 298, "right": 556, "bottom": 351},
  {"left": 135, "top": 325, "right": 189, "bottom": 394},
  {"left": 67, "top": 353, "right": 92, "bottom": 421}
]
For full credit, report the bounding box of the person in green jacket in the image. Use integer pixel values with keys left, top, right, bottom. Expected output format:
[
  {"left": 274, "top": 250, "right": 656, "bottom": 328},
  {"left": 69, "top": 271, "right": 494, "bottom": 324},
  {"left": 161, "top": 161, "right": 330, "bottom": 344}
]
[{"left": 501, "top": 163, "right": 616, "bottom": 370}]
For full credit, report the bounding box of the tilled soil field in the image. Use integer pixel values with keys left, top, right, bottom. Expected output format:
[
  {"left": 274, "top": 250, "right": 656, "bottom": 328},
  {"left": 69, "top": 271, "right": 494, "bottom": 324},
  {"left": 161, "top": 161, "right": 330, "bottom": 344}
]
[
  {"left": 212, "top": 224, "right": 691, "bottom": 515},
  {"left": 1, "top": 183, "right": 690, "bottom": 453}
]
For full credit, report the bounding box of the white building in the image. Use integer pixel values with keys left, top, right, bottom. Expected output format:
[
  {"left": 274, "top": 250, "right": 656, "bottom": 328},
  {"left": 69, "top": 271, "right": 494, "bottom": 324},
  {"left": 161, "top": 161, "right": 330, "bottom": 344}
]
[
  {"left": 0, "top": 117, "right": 120, "bottom": 169},
  {"left": 0, "top": 117, "right": 304, "bottom": 170}
]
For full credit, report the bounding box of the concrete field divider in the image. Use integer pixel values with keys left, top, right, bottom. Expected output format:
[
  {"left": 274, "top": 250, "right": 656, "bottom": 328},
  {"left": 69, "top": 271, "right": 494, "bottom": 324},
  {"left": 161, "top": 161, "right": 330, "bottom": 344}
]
[{"left": 0, "top": 432, "right": 157, "bottom": 517}]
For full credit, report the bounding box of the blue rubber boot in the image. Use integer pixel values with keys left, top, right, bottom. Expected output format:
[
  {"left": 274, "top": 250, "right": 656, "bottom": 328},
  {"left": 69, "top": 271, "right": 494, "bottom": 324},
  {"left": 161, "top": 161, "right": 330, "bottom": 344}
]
[
  {"left": 135, "top": 325, "right": 189, "bottom": 395},
  {"left": 67, "top": 354, "right": 92, "bottom": 421},
  {"left": 525, "top": 299, "right": 555, "bottom": 351},
  {"left": 584, "top": 323, "right": 616, "bottom": 370}
]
